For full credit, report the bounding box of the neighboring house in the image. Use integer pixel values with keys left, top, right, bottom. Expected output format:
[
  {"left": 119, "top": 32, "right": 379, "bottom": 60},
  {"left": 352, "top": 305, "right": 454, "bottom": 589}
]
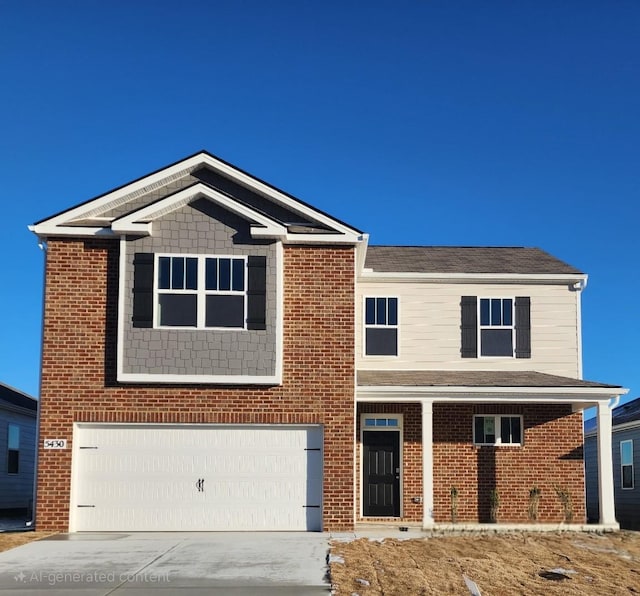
[
  {"left": 29, "top": 151, "right": 626, "bottom": 532},
  {"left": 0, "top": 382, "right": 37, "bottom": 513},
  {"left": 585, "top": 397, "right": 640, "bottom": 529}
]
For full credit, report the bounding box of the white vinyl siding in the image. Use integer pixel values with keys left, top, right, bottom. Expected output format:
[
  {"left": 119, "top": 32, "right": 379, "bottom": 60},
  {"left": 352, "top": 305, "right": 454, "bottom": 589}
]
[{"left": 356, "top": 281, "right": 580, "bottom": 377}]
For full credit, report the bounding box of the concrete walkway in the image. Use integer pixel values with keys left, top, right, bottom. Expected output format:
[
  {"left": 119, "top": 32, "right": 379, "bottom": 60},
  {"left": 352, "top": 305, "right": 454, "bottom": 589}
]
[{"left": 0, "top": 532, "right": 332, "bottom": 595}]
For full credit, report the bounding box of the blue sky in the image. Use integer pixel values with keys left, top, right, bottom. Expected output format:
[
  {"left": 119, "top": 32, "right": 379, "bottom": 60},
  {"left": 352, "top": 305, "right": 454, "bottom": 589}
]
[{"left": 1, "top": 1, "right": 638, "bottom": 408}]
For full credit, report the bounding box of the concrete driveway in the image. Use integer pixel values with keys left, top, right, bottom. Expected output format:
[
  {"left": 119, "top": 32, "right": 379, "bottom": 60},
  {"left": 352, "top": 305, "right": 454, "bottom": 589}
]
[{"left": 0, "top": 532, "right": 332, "bottom": 595}]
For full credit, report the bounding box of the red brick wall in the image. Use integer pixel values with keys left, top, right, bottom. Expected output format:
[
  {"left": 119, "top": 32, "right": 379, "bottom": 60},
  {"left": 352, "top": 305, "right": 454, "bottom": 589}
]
[
  {"left": 356, "top": 402, "right": 585, "bottom": 524},
  {"left": 36, "top": 239, "right": 356, "bottom": 531},
  {"left": 434, "top": 403, "right": 585, "bottom": 523}
]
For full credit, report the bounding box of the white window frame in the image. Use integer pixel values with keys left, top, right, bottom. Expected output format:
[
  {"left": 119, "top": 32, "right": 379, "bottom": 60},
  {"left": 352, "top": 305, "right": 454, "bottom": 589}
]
[
  {"left": 621, "top": 439, "right": 634, "bottom": 490},
  {"left": 155, "top": 254, "right": 248, "bottom": 330},
  {"left": 363, "top": 296, "right": 399, "bottom": 357},
  {"left": 478, "top": 297, "right": 515, "bottom": 358},
  {"left": 473, "top": 414, "right": 523, "bottom": 446}
]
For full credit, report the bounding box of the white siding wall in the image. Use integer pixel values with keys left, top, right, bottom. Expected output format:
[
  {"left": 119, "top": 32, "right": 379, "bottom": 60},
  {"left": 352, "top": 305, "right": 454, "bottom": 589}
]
[{"left": 357, "top": 281, "right": 580, "bottom": 378}]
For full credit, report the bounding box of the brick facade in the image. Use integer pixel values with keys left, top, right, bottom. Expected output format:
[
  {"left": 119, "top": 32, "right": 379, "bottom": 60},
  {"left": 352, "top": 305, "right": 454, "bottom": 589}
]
[
  {"left": 36, "top": 238, "right": 356, "bottom": 531},
  {"left": 356, "top": 402, "right": 585, "bottom": 524}
]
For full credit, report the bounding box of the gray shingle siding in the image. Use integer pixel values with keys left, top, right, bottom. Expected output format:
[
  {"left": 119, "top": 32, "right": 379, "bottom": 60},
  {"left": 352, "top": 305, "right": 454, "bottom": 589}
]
[{"left": 122, "top": 199, "right": 278, "bottom": 377}]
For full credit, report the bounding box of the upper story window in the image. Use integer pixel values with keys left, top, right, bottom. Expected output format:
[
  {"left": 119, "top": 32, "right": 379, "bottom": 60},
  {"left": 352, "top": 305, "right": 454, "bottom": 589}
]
[
  {"left": 621, "top": 439, "right": 634, "bottom": 489},
  {"left": 157, "top": 255, "right": 247, "bottom": 329},
  {"left": 364, "top": 297, "right": 398, "bottom": 356},
  {"left": 479, "top": 298, "right": 514, "bottom": 357},
  {"left": 7, "top": 424, "right": 19, "bottom": 474},
  {"left": 132, "top": 253, "right": 267, "bottom": 331},
  {"left": 473, "top": 415, "right": 522, "bottom": 446},
  {"left": 461, "top": 296, "right": 531, "bottom": 359}
]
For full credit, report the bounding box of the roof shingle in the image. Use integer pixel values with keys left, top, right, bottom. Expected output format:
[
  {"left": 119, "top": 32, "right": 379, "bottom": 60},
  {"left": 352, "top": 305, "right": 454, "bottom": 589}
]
[{"left": 364, "top": 246, "right": 583, "bottom": 275}]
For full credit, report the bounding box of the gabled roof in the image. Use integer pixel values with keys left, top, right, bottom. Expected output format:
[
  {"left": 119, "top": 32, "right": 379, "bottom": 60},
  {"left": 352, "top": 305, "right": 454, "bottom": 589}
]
[
  {"left": 0, "top": 382, "right": 37, "bottom": 414},
  {"left": 29, "top": 150, "right": 363, "bottom": 245},
  {"left": 364, "top": 246, "right": 583, "bottom": 275}
]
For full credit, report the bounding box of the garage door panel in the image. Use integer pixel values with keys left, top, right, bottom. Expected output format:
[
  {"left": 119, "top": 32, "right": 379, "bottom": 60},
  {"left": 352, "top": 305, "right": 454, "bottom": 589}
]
[{"left": 72, "top": 424, "right": 323, "bottom": 531}]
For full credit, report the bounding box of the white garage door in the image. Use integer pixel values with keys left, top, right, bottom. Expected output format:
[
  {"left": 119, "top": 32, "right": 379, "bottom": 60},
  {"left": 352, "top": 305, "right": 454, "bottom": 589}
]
[{"left": 71, "top": 424, "right": 323, "bottom": 532}]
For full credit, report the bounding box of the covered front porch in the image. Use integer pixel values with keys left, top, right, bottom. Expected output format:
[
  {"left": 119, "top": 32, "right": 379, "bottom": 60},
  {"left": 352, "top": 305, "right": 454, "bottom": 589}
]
[{"left": 356, "top": 370, "right": 626, "bottom": 531}]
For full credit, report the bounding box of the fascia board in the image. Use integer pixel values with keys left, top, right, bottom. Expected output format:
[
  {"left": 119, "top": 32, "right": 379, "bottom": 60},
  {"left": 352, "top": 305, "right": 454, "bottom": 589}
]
[
  {"left": 357, "top": 385, "right": 628, "bottom": 401},
  {"left": 282, "top": 233, "right": 361, "bottom": 245},
  {"left": 198, "top": 153, "right": 362, "bottom": 238},
  {"left": 111, "top": 183, "right": 287, "bottom": 238},
  {"left": 32, "top": 154, "right": 205, "bottom": 232},
  {"left": 28, "top": 224, "right": 117, "bottom": 238},
  {"left": 359, "top": 271, "right": 589, "bottom": 285}
]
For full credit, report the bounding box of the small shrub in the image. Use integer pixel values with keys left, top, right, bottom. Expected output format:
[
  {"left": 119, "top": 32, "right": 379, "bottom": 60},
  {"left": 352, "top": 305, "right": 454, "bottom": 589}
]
[
  {"left": 528, "top": 486, "right": 542, "bottom": 522},
  {"left": 489, "top": 489, "right": 499, "bottom": 523},
  {"left": 554, "top": 485, "right": 573, "bottom": 523}
]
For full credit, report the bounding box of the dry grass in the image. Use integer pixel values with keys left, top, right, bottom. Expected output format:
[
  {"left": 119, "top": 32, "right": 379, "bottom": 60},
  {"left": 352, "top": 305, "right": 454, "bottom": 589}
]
[
  {"left": 330, "top": 531, "right": 640, "bottom": 595},
  {"left": 0, "top": 532, "right": 56, "bottom": 554}
]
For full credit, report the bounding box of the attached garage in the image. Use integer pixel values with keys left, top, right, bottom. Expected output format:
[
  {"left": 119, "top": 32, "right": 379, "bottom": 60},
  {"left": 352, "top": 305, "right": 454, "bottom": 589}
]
[{"left": 70, "top": 423, "right": 323, "bottom": 531}]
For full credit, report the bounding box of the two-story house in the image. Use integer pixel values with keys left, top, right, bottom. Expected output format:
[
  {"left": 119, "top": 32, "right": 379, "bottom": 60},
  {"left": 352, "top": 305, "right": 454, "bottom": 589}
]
[{"left": 30, "top": 151, "right": 625, "bottom": 532}]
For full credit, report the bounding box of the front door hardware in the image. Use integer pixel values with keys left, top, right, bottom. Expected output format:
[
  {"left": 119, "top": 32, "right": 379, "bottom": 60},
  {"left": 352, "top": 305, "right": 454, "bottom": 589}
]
[{"left": 195, "top": 478, "right": 205, "bottom": 492}]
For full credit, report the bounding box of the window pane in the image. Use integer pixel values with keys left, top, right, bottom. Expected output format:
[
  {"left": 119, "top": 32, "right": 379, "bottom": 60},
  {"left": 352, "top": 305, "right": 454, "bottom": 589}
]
[
  {"left": 500, "top": 417, "right": 511, "bottom": 443},
  {"left": 232, "top": 259, "right": 245, "bottom": 291},
  {"left": 185, "top": 258, "right": 198, "bottom": 290},
  {"left": 206, "top": 258, "right": 218, "bottom": 290},
  {"left": 474, "top": 417, "right": 485, "bottom": 443},
  {"left": 480, "top": 299, "right": 490, "bottom": 326},
  {"left": 491, "top": 299, "right": 502, "bottom": 326},
  {"left": 8, "top": 424, "right": 19, "bottom": 449},
  {"left": 219, "top": 259, "right": 231, "bottom": 291},
  {"left": 622, "top": 465, "right": 633, "bottom": 489},
  {"left": 171, "top": 258, "right": 185, "bottom": 290},
  {"left": 388, "top": 298, "right": 398, "bottom": 326},
  {"left": 365, "top": 298, "right": 375, "bottom": 325},
  {"left": 206, "top": 295, "right": 245, "bottom": 328},
  {"left": 502, "top": 299, "right": 513, "bottom": 326},
  {"left": 365, "top": 328, "right": 397, "bottom": 356},
  {"left": 500, "top": 416, "right": 520, "bottom": 444},
  {"left": 376, "top": 298, "right": 387, "bottom": 325},
  {"left": 387, "top": 419, "right": 398, "bottom": 426},
  {"left": 621, "top": 440, "right": 633, "bottom": 465},
  {"left": 158, "top": 294, "right": 197, "bottom": 326},
  {"left": 511, "top": 416, "right": 521, "bottom": 443},
  {"left": 481, "top": 329, "right": 513, "bottom": 356},
  {"left": 158, "top": 257, "right": 171, "bottom": 289},
  {"left": 7, "top": 450, "right": 18, "bottom": 474},
  {"left": 365, "top": 419, "right": 376, "bottom": 427}
]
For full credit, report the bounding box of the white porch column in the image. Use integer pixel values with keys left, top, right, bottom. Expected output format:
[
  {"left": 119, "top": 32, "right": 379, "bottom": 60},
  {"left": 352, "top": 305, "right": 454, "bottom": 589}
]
[
  {"left": 597, "top": 400, "right": 617, "bottom": 526},
  {"left": 421, "top": 399, "right": 435, "bottom": 528}
]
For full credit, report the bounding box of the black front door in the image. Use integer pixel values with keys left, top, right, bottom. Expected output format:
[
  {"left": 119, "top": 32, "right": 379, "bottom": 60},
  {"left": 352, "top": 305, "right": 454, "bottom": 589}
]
[{"left": 363, "top": 431, "right": 401, "bottom": 517}]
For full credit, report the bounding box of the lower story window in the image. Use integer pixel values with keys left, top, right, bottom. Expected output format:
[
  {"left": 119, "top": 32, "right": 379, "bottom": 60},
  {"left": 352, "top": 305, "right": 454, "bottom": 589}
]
[
  {"left": 7, "top": 424, "right": 19, "bottom": 474},
  {"left": 621, "top": 439, "right": 634, "bottom": 489},
  {"left": 474, "top": 415, "right": 522, "bottom": 446}
]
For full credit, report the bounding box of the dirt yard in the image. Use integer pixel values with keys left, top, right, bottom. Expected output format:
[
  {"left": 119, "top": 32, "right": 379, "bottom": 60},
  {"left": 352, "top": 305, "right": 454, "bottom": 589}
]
[
  {"left": 0, "top": 532, "right": 56, "bottom": 554},
  {"left": 330, "top": 531, "right": 640, "bottom": 595}
]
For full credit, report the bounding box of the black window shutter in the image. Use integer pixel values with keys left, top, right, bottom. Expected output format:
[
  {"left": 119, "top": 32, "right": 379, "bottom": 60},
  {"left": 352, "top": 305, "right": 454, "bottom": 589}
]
[
  {"left": 247, "top": 255, "right": 267, "bottom": 330},
  {"left": 461, "top": 296, "right": 478, "bottom": 358},
  {"left": 515, "top": 296, "right": 531, "bottom": 358},
  {"left": 132, "top": 253, "right": 154, "bottom": 328}
]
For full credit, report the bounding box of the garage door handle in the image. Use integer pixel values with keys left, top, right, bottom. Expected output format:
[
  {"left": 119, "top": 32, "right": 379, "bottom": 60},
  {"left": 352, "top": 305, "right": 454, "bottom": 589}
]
[{"left": 196, "top": 478, "right": 205, "bottom": 492}]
